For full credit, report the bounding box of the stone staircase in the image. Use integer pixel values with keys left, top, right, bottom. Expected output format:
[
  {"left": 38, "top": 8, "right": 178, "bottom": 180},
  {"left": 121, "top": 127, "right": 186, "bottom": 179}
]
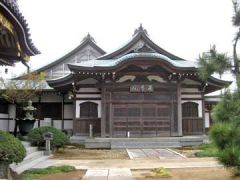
[
  {"left": 10, "top": 141, "right": 50, "bottom": 174},
  {"left": 84, "top": 136, "right": 205, "bottom": 149}
]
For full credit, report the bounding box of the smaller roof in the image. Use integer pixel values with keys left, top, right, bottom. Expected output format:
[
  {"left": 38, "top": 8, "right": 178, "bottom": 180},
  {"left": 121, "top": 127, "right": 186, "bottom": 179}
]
[{"left": 33, "top": 33, "right": 105, "bottom": 73}]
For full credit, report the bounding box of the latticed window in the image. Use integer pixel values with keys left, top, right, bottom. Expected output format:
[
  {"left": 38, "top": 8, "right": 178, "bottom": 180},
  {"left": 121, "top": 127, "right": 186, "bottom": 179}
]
[
  {"left": 182, "top": 102, "right": 199, "bottom": 117},
  {"left": 80, "top": 102, "right": 98, "bottom": 118}
]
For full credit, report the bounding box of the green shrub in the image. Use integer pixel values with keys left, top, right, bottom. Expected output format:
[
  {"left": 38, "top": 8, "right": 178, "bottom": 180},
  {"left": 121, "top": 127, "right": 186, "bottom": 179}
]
[
  {"left": 209, "top": 89, "right": 240, "bottom": 176},
  {"left": 28, "top": 126, "right": 69, "bottom": 149},
  {"left": 21, "top": 165, "right": 76, "bottom": 180},
  {"left": 0, "top": 131, "right": 26, "bottom": 164}
]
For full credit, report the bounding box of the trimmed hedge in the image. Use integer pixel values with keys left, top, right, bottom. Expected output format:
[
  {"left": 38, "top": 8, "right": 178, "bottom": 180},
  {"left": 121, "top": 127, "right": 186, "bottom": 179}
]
[
  {"left": 28, "top": 126, "right": 69, "bottom": 149},
  {"left": 0, "top": 131, "right": 26, "bottom": 164}
]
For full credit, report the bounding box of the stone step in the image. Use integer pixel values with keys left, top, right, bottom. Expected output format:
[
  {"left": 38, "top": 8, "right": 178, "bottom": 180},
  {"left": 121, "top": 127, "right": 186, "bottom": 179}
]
[
  {"left": 111, "top": 141, "right": 181, "bottom": 149},
  {"left": 10, "top": 151, "right": 44, "bottom": 170},
  {"left": 21, "top": 141, "right": 31, "bottom": 147},
  {"left": 12, "top": 155, "right": 50, "bottom": 174},
  {"left": 26, "top": 146, "right": 38, "bottom": 155}
]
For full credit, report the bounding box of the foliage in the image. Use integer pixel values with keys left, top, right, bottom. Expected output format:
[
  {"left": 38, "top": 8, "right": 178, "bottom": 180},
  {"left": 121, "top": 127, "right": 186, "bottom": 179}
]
[
  {"left": 210, "top": 89, "right": 240, "bottom": 175},
  {"left": 197, "top": 45, "right": 231, "bottom": 81},
  {"left": 194, "top": 143, "right": 218, "bottom": 157},
  {"left": 0, "top": 131, "right": 26, "bottom": 164},
  {"left": 150, "top": 167, "right": 171, "bottom": 178},
  {"left": 20, "top": 165, "right": 76, "bottom": 180},
  {"left": 28, "top": 126, "right": 69, "bottom": 149},
  {"left": 0, "top": 72, "right": 46, "bottom": 106}
]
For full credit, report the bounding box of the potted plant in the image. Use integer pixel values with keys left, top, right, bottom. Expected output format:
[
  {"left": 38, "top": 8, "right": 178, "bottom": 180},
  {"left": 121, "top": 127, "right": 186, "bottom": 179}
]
[{"left": 0, "top": 72, "right": 46, "bottom": 136}]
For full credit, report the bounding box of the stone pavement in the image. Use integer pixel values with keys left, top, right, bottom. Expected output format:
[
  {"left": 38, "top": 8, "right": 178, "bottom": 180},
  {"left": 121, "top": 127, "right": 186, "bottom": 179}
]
[
  {"left": 34, "top": 157, "right": 221, "bottom": 170},
  {"left": 127, "top": 148, "right": 185, "bottom": 159},
  {"left": 82, "top": 168, "right": 132, "bottom": 180}
]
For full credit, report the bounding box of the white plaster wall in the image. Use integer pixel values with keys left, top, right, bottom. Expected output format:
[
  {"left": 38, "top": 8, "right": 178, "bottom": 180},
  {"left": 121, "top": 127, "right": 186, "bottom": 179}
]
[
  {"left": 181, "top": 100, "right": 203, "bottom": 118},
  {"left": 181, "top": 88, "right": 199, "bottom": 93},
  {"left": 53, "top": 120, "right": 62, "bottom": 130},
  {"left": 64, "top": 121, "right": 73, "bottom": 129},
  {"left": 9, "top": 120, "right": 16, "bottom": 132},
  {"left": 76, "top": 94, "right": 101, "bottom": 98},
  {"left": 64, "top": 104, "right": 73, "bottom": 119},
  {"left": 205, "top": 112, "right": 210, "bottom": 128},
  {"left": 181, "top": 94, "right": 202, "bottom": 99},
  {"left": 76, "top": 100, "right": 101, "bottom": 118},
  {"left": 8, "top": 104, "right": 16, "bottom": 119},
  {"left": 78, "top": 88, "right": 100, "bottom": 93},
  {"left": 0, "top": 114, "right": 8, "bottom": 131}
]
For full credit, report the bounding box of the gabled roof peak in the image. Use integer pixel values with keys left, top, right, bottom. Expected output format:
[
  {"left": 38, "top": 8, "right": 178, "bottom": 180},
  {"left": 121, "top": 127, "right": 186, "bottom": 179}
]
[
  {"left": 133, "top": 24, "right": 148, "bottom": 36},
  {"left": 81, "top": 33, "right": 96, "bottom": 43}
]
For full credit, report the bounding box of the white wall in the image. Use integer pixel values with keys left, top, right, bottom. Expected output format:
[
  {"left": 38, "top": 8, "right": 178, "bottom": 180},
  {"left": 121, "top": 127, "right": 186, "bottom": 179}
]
[{"left": 205, "top": 112, "right": 210, "bottom": 128}]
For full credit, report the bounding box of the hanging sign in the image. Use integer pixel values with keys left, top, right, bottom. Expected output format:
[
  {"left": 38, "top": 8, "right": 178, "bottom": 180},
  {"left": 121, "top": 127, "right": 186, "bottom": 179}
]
[{"left": 130, "top": 84, "right": 153, "bottom": 93}]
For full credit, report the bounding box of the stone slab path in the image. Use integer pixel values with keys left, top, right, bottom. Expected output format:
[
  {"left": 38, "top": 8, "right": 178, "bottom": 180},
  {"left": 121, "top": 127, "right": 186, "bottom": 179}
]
[
  {"left": 127, "top": 148, "right": 185, "bottom": 159},
  {"left": 82, "top": 168, "right": 132, "bottom": 180}
]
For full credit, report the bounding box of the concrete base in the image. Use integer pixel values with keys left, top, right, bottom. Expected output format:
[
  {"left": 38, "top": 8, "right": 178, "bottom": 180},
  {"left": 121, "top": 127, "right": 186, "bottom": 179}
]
[{"left": 70, "top": 136, "right": 208, "bottom": 149}]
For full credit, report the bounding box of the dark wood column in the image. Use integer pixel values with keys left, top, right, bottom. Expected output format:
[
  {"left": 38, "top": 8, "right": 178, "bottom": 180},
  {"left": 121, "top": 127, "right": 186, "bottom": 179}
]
[
  {"left": 201, "top": 93, "right": 205, "bottom": 135},
  {"left": 177, "top": 81, "right": 183, "bottom": 136},
  {"left": 73, "top": 94, "right": 77, "bottom": 135},
  {"left": 101, "top": 85, "right": 106, "bottom": 137},
  {"left": 61, "top": 93, "right": 65, "bottom": 130}
]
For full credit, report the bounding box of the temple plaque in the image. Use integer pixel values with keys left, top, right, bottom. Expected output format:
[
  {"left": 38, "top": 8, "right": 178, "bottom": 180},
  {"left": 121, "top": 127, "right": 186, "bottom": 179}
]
[{"left": 130, "top": 85, "right": 153, "bottom": 93}]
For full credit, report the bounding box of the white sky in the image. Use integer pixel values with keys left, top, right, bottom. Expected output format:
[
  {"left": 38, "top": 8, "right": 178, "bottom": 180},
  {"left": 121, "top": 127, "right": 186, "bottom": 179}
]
[{"left": 0, "top": 0, "right": 236, "bottom": 82}]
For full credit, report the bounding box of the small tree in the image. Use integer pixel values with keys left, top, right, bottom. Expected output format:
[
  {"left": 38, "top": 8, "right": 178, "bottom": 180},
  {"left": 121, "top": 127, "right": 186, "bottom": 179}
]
[
  {"left": 210, "top": 88, "right": 240, "bottom": 175},
  {"left": 197, "top": 45, "right": 231, "bottom": 81},
  {"left": 0, "top": 72, "right": 46, "bottom": 118}
]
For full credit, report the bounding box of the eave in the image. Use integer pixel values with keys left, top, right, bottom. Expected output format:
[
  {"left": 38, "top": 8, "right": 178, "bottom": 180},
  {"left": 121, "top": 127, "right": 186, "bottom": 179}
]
[{"left": 0, "top": 0, "right": 40, "bottom": 57}]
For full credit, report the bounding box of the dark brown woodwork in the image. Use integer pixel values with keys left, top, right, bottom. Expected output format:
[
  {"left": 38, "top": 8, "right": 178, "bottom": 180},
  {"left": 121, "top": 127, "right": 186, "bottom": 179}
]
[
  {"left": 182, "top": 102, "right": 203, "bottom": 135},
  {"left": 182, "top": 117, "right": 203, "bottom": 135},
  {"left": 75, "top": 118, "right": 101, "bottom": 136}
]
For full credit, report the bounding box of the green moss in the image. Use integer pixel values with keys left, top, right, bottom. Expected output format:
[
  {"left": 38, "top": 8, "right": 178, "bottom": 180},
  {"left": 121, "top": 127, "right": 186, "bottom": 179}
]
[
  {"left": 151, "top": 167, "right": 171, "bottom": 178},
  {"left": 20, "top": 165, "right": 76, "bottom": 180}
]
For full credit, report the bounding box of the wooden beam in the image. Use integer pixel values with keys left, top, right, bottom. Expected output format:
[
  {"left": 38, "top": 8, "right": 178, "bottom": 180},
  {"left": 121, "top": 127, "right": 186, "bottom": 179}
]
[{"left": 177, "top": 81, "right": 183, "bottom": 136}]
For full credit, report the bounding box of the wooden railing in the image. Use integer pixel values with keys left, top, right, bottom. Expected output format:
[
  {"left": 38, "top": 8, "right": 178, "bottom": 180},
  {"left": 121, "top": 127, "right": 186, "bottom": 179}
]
[{"left": 182, "top": 117, "right": 203, "bottom": 135}]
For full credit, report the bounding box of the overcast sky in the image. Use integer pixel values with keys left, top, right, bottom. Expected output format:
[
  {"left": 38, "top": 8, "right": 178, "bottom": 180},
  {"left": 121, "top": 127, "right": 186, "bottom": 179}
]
[{"left": 0, "top": 0, "right": 236, "bottom": 80}]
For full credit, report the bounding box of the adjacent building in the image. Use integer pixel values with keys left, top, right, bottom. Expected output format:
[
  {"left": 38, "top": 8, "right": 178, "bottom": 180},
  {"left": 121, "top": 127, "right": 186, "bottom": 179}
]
[{"left": 0, "top": 25, "right": 230, "bottom": 139}]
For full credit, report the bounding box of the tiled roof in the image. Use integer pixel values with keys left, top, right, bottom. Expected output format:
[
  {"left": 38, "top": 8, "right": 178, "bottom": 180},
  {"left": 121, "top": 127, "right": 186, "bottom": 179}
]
[
  {"left": 0, "top": 0, "right": 40, "bottom": 55},
  {"left": 68, "top": 52, "right": 197, "bottom": 69}
]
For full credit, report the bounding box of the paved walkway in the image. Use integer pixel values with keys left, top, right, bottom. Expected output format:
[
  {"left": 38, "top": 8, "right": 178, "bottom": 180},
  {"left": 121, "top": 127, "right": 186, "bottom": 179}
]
[
  {"left": 127, "top": 148, "right": 185, "bottom": 159},
  {"left": 34, "top": 157, "right": 221, "bottom": 170},
  {"left": 83, "top": 168, "right": 132, "bottom": 180}
]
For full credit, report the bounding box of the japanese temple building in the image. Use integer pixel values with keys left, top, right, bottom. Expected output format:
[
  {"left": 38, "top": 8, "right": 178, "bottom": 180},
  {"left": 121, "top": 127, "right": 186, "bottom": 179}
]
[
  {"left": 0, "top": 25, "right": 231, "bottom": 140},
  {"left": 0, "top": 0, "right": 39, "bottom": 68}
]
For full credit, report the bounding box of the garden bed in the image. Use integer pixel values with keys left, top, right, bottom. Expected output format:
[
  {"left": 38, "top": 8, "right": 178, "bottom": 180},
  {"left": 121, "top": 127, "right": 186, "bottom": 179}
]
[
  {"left": 52, "top": 145, "right": 129, "bottom": 160},
  {"left": 132, "top": 167, "right": 235, "bottom": 180}
]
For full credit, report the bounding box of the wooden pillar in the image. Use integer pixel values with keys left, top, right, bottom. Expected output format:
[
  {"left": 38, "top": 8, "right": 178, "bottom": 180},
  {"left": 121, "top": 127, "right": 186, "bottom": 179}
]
[
  {"left": 101, "top": 85, "right": 106, "bottom": 137},
  {"left": 201, "top": 93, "right": 206, "bottom": 135},
  {"left": 61, "top": 93, "right": 65, "bottom": 130},
  {"left": 38, "top": 95, "right": 41, "bottom": 127},
  {"left": 73, "top": 94, "right": 76, "bottom": 135},
  {"left": 177, "top": 81, "right": 183, "bottom": 136}
]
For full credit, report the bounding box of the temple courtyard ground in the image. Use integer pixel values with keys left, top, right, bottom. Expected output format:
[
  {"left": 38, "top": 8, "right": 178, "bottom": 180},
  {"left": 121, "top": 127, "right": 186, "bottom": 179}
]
[{"left": 20, "top": 147, "right": 238, "bottom": 180}]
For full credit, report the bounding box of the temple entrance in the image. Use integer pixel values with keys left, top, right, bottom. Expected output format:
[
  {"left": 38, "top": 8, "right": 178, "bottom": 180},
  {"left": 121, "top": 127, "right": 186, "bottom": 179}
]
[
  {"left": 103, "top": 82, "right": 178, "bottom": 137},
  {"left": 112, "top": 103, "right": 171, "bottom": 137}
]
